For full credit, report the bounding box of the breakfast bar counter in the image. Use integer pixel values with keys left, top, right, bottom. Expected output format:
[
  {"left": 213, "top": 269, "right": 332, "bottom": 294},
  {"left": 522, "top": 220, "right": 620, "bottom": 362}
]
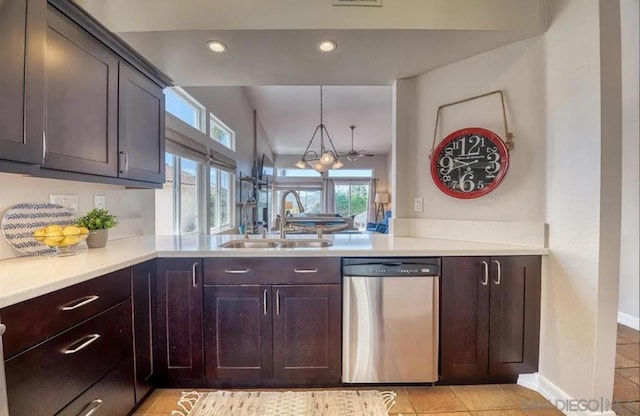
[{"left": 0, "top": 233, "right": 547, "bottom": 309}]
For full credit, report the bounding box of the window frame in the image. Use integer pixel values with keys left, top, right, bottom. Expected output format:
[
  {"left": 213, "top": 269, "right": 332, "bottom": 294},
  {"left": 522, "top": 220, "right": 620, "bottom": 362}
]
[
  {"left": 334, "top": 180, "right": 371, "bottom": 230},
  {"left": 209, "top": 113, "right": 236, "bottom": 151},
  {"left": 164, "top": 87, "right": 206, "bottom": 132},
  {"left": 209, "top": 166, "right": 235, "bottom": 234},
  {"left": 164, "top": 153, "right": 204, "bottom": 235}
]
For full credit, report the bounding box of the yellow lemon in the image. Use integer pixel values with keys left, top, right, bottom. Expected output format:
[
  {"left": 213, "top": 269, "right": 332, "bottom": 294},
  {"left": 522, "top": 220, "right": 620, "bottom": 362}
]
[
  {"left": 43, "top": 238, "right": 61, "bottom": 247},
  {"left": 33, "top": 229, "right": 47, "bottom": 238},
  {"left": 62, "top": 225, "right": 80, "bottom": 236},
  {"left": 34, "top": 236, "right": 46, "bottom": 243},
  {"left": 62, "top": 235, "right": 80, "bottom": 246},
  {"left": 78, "top": 227, "right": 89, "bottom": 235},
  {"left": 45, "top": 224, "right": 63, "bottom": 234}
]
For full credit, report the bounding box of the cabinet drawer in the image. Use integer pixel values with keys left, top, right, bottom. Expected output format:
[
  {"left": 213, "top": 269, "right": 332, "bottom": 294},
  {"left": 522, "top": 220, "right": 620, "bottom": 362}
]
[
  {"left": 204, "top": 257, "right": 340, "bottom": 285},
  {"left": 6, "top": 301, "right": 133, "bottom": 416},
  {"left": 56, "top": 356, "right": 135, "bottom": 416},
  {"left": 1, "top": 268, "right": 131, "bottom": 358}
]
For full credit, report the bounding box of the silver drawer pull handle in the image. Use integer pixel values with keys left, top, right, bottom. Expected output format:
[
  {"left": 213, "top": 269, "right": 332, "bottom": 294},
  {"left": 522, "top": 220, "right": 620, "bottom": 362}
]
[
  {"left": 481, "top": 261, "right": 489, "bottom": 286},
  {"left": 293, "top": 268, "right": 318, "bottom": 274},
  {"left": 276, "top": 290, "right": 280, "bottom": 315},
  {"left": 62, "top": 334, "right": 101, "bottom": 355},
  {"left": 224, "top": 269, "right": 250, "bottom": 274},
  {"left": 192, "top": 262, "right": 198, "bottom": 288},
  {"left": 80, "top": 399, "right": 103, "bottom": 416},
  {"left": 61, "top": 295, "right": 100, "bottom": 311},
  {"left": 493, "top": 260, "right": 502, "bottom": 285},
  {"left": 263, "top": 289, "right": 268, "bottom": 315}
]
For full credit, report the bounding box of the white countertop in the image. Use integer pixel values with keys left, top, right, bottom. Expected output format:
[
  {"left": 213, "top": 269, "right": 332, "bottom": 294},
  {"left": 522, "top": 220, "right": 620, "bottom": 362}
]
[{"left": 0, "top": 234, "right": 548, "bottom": 309}]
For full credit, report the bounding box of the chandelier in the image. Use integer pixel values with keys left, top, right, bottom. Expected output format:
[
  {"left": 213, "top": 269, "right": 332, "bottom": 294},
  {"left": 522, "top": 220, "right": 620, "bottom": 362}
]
[{"left": 294, "top": 86, "right": 344, "bottom": 173}]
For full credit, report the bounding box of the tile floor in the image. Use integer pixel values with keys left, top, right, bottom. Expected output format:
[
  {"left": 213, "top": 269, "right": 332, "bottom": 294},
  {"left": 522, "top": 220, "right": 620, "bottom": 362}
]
[
  {"left": 133, "top": 384, "right": 562, "bottom": 416},
  {"left": 613, "top": 323, "right": 640, "bottom": 416},
  {"left": 134, "top": 324, "right": 640, "bottom": 416}
]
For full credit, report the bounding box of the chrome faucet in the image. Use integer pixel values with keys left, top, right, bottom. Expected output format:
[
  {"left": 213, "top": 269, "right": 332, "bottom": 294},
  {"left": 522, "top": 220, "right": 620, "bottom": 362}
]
[{"left": 280, "top": 190, "right": 305, "bottom": 238}]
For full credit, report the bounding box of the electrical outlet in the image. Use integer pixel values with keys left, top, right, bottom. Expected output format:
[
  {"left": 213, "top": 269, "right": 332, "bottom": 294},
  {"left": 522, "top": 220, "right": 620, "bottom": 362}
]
[
  {"left": 94, "top": 195, "right": 106, "bottom": 210},
  {"left": 50, "top": 194, "right": 79, "bottom": 214},
  {"left": 413, "top": 197, "right": 423, "bottom": 212}
]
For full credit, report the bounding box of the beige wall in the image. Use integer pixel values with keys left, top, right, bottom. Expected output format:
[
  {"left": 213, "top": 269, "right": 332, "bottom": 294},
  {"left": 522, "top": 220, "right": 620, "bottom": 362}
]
[
  {"left": 393, "top": 37, "right": 545, "bottom": 222},
  {"left": 184, "top": 86, "right": 273, "bottom": 176},
  {"left": 542, "top": 0, "right": 621, "bottom": 403},
  {"left": 392, "top": 0, "right": 624, "bottom": 404},
  {"left": 0, "top": 173, "right": 155, "bottom": 260},
  {"left": 618, "top": 0, "right": 639, "bottom": 328}
]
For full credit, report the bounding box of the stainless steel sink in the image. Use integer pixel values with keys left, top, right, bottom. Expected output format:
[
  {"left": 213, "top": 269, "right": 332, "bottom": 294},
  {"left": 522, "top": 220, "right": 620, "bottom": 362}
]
[
  {"left": 219, "top": 240, "right": 279, "bottom": 249},
  {"left": 219, "top": 238, "right": 333, "bottom": 249},
  {"left": 278, "top": 239, "right": 333, "bottom": 248}
]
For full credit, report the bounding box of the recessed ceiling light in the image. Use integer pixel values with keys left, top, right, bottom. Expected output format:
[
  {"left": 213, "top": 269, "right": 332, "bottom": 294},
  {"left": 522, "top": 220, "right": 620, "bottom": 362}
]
[
  {"left": 317, "top": 40, "right": 337, "bottom": 52},
  {"left": 207, "top": 40, "right": 228, "bottom": 53}
]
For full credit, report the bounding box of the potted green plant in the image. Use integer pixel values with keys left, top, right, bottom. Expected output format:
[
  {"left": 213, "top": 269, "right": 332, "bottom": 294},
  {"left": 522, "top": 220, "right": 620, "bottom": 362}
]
[{"left": 76, "top": 208, "right": 118, "bottom": 248}]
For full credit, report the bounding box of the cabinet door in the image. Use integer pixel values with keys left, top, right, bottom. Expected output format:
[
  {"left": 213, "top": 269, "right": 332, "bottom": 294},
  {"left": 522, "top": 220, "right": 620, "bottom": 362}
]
[
  {"left": 156, "top": 258, "right": 203, "bottom": 384},
  {"left": 118, "top": 63, "right": 165, "bottom": 183},
  {"left": 440, "top": 257, "right": 491, "bottom": 384},
  {"left": 272, "top": 285, "right": 341, "bottom": 384},
  {"left": 488, "top": 256, "right": 541, "bottom": 380},
  {"left": 43, "top": 6, "right": 118, "bottom": 177},
  {"left": 132, "top": 260, "right": 155, "bottom": 403},
  {"left": 204, "top": 285, "right": 272, "bottom": 384},
  {"left": 0, "top": 0, "right": 44, "bottom": 164}
]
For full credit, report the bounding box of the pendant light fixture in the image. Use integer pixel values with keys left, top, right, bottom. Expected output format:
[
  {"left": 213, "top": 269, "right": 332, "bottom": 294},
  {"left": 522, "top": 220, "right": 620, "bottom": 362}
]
[{"left": 294, "top": 86, "right": 344, "bottom": 173}]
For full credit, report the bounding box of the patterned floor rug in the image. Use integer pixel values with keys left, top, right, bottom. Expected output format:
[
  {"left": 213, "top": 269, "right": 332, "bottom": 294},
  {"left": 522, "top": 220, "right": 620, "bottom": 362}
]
[{"left": 171, "top": 390, "right": 397, "bottom": 416}]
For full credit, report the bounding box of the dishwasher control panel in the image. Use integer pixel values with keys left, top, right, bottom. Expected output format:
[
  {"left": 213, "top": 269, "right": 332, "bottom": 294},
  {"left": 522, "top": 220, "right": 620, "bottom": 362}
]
[{"left": 342, "top": 258, "right": 441, "bottom": 277}]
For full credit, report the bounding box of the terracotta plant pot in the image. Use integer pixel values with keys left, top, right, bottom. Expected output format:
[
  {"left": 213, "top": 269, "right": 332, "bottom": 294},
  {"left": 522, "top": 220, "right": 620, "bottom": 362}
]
[{"left": 86, "top": 229, "right": 109, "bottom": 248}]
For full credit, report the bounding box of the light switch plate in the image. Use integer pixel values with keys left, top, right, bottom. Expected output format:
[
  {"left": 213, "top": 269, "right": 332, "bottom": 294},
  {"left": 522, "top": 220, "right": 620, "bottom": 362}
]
[
  {"left": 94, "top": 195, "right": 106, "bottom": 210},
  {"left": 50, "top": 194, "right": 79, "bottom": 214},
  {"left": 413, "top": 197, "right": 423, "bottom": 212}
]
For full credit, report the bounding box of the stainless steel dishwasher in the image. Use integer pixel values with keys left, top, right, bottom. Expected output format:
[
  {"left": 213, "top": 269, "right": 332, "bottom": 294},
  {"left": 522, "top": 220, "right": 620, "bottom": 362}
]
[{"left": 342, "top": 258, "right": 440, "bottom": 383}]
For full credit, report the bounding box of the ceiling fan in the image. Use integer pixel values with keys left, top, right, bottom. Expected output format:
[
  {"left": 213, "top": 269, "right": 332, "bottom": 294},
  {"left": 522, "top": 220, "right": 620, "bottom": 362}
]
[{"left": 342, "top": 125, "right": 375, "bottom": 162}]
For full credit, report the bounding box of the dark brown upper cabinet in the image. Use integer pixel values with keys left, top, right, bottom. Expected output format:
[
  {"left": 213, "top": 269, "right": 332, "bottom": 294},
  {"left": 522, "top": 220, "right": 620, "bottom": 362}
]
[
  {"left": 440, "top": 256, "right": 541, "bottom": 384},
  {"left": 118, "top": 63, "right": 165, "bottom": 183},
  {"left": 0, "top": 0, "right": 45, "bottom": 165},
  {"left": 0, "top": 0, "right": 171, "bottom": 186},
  {"left": 42, "top": 5, "right": 119, "bottom": 177}
]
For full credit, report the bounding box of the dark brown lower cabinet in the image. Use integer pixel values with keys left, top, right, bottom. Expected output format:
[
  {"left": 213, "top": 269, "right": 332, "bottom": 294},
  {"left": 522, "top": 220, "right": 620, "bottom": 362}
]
[
  {"left": 204, "top": 284, "right": 341, "bottom": 386},
  {"left": 272, "top": 285, "right": 341, "bottom": 383},
  {"left": 5, "top": 301, "right": 132, "bottom": 416},
  {"left": 156, "top": 258, "right": 204, "bottom": 385},
  {"left": 132, "top": 260, "right": 156, "bottom": 403},
  {"left": 56, "top": 356, "right": 135, "bottom": 416},
  {"left": 204, "top": 285, "right": 273, "bottom": 383},
  {"left": 440, "top": 256, "right": 541, "bottom": 384}
]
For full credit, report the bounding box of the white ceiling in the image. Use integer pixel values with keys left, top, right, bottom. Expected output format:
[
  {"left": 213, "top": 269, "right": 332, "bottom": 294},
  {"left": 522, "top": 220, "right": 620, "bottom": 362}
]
[
  {"left": 245, "top": 86, "right": 392, "bottom": 155},
  {"left": 75, "top": 0, "right": 547, "bottom": 155}
]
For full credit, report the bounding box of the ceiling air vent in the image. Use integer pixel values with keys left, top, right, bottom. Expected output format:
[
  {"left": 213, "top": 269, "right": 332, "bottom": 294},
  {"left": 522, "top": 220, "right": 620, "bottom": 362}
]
[{"left": 332, "top": 0, "right": 382, "bottom": 6}]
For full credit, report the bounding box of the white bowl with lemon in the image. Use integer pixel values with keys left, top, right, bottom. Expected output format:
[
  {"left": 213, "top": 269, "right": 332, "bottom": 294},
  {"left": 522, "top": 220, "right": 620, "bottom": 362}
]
[{"left": 32, "top": 224, "right": 90, "bottom": 256}]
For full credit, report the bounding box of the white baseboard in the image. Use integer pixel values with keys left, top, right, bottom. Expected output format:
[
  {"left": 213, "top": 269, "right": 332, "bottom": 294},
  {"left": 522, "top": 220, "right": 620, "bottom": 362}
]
[
  {"left": 617, "top": 312, "right": 640, "bottom": 330},
  {"left": 518, "top": 373, "right": 616, "bottom": 416}
]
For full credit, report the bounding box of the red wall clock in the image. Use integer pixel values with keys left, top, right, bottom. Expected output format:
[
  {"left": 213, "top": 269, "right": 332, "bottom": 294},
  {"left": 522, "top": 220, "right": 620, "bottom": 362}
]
[{"left": 430, "top": 127, "right": 510, "bottom": 199}]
